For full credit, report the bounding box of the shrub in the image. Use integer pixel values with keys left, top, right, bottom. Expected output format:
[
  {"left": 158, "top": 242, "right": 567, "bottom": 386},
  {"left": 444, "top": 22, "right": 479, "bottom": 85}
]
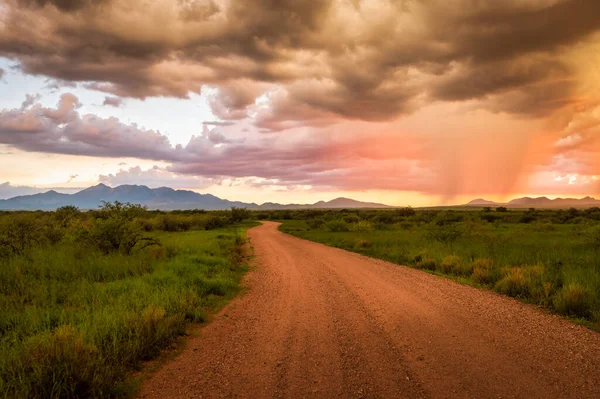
[
  {"left": 416, "top": 257, "right": 437, "bottom": 271},
  {"left": 496, "top": 207, "right": 508, "bottom": 212},
  {"left": 15, "top": 325, "right": 103, "bottom": 398},
  {"left": 349, "top": 220, "right": 373, "bottom": 232},
  {"left": 395, "top": 207, "right": 416, "bottom": 217},
  {"left": 0, "top": 215, "right": 42, "bottom": 257},
  {"left": 307, "top": 218, "right": 324, "bottom": 230},
  {"left": 438, "top": 255, "right": 461, "bottom": 275},
  {"left": 323, "top": 220, "right": 349, "bottom": 232},
  {"left": 553, "top": 283, "right": 595, "bottom": 318},
  {"left": 494, "top": 265, "right": 546, "bottom": 300},
  {"left": 471, "top": 258, "right": 495, "bottom": 284},
  {"left": 205, "top": 216, "right": 229, "bottom": 230},
  {"left": 343, "top": 215, "right": 359, "bottom": 224},
  {"left": 425, "top": 223, "right": 462, "bottom": 246},
  {"left": 230, "top": 207, "right": 251, "bottom": 223}
]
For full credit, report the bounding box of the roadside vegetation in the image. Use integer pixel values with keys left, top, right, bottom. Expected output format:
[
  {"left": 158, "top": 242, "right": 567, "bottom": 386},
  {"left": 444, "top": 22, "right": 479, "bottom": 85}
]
[
  {"left": 270, "top": 207, "right": 600, "bottom": 329},
  {"left": 0, "top": 203, "right": 254, "bottom": 398}
]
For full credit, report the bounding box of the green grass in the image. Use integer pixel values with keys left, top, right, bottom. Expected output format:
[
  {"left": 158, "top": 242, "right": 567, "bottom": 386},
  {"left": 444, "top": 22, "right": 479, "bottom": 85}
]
[
  {"left": 278, "top": 210, "right": 600, "bottom": 329},
  {"left": 0, "top": 208, "right": 256, "bottom": 398}
]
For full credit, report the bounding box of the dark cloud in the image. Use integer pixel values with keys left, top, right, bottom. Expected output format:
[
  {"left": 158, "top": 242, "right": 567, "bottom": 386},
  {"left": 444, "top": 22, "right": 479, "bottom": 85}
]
[
  {"left": 0, "top": 68, "right": 4, "bottom": 80},
  {"left": 1, "top": 0, "right": 598, "bottom": 126},
  {"left": 18, "top": 0, "right": 108, "bottom": 12},
  {"left": 102, "top": 96, "right": 123, "bottom": 107}
]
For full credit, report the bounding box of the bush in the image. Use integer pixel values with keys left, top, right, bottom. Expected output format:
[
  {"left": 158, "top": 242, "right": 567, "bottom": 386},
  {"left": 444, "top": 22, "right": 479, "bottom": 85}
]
[
  {"left": 416, "top": 257, "right": 437, "bottom": 271},
  {"left": 205, "top": 216, "right": 229, "bottom": 230},
  {"left": 471, "top": 258, "right": 496, "bottom": 284},
  {"left": 438, "top": 255, "right": 461, "bottom": 275},
  {"left": 0, "top": 215, "right": 42, "bottom": 257},
  {"left": 553, "top": 283, "right": 595, "bottom": 318},
  {"left": 349, "top": 220, "right": 373, "bottom": 232},
  {"left": 496, "top": 207, "right": 508, "bottom": 212},
  {"left": 307, "top": 218, "right": 325, "bottom": 230},
  {"left": 425, "top": 223, "right": 462, "bottom": 246},
  {"left": 494, "top": 265, "right": 546, "bottom": 300},
  {"left": 395, "top": 207, "right": 416, "bottom": 217},
  {"left": 230, "top": 207, "right": 251, "bottom": 223},
  {"left": 343, "top": 215, "right": 359, "bottom": 224},
  {"left": 324, "top": 220, "right": 349, "bottom": 232}
]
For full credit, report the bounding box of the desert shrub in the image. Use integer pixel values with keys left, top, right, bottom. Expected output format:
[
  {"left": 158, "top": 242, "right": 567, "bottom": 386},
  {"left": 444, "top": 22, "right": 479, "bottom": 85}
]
[
  {"left": 324, "top": 220, "right": 349, "bottom": 232},
  {"left": 343, "top": 215, "right": 359, "bottom": 224},
  {"left": 0, "top": 214, "right": 43, "bottom": 257},
  {"left": 12, "top": 325, "right": 103, "bottom": 399},
  {"left": 307, "top": 218, "right": 325, "bottom": 230},
  {"left": 374, "top": 212, "right": 395, "bottom": 224},
  {"left": 519, "top": 214, "right": 536, "bottom": 223},
  {"left": 349, "top": 220, "right": 373, "bottom": 232},
  {"left": 471, "top": 258, "right": 496, "bottom": 284},
  {"left": 395, "top": 207, "right": 416, "bottom": 217},
  {"left": 230, "top": 207, "right": 251, "bottom": 223},
  {"left": 54, "top": 206, "right": 80, "bottom": 228},
  {"left": 425, "top": 223, "right": 462, "bottom": 246},
  {"left": 416, "top": 257, "right": 437, "bottom": 271},
  {"left": 553, "top": 283, "right": 595, "bottom": 318},
  {"left": 205, "top": 216, "right": 229, "bottom": 230},
  {"left": 82, "top": 202, "right": 159, "bottom": 254},
  {"left": 494, "top": 265, "right": 546, "bottom": 300},
  {"left": 438, "top": 255, "right": 461, "bottom": 275},
  {"left": 480, "top": 214, "right": 501, "bottom": 223},
  {"left": 434, "top": 211, "right": 463, "bottom": 226}
]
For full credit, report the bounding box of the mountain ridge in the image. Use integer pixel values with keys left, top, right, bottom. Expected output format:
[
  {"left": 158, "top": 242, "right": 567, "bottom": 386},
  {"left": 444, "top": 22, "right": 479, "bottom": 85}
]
[
  {"left": 0, "top": 184, "right": 390, "bottom": 211},
  {"left": 466, "top": 196, "right": 600, "bottom": 208}
]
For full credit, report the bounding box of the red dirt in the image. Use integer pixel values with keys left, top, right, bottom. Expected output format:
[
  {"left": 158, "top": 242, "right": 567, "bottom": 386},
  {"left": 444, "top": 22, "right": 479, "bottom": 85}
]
[{"left": 139, "top": 221, "right": 600, "bottom": 398}]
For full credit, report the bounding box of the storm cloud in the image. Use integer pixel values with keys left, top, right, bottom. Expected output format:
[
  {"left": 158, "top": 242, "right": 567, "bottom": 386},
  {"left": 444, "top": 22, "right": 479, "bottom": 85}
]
[{"left": 1, "top": 0, "right": 599, "bottom": 127}]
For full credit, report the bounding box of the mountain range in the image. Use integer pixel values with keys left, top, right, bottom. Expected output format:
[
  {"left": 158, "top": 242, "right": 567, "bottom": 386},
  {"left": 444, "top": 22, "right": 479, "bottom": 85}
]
[
  {"left": 0, "top": 184, "right": 390, "bottom": 211},
  {"left": 466, "top": 196, "right": 600, "bottom": 208}
]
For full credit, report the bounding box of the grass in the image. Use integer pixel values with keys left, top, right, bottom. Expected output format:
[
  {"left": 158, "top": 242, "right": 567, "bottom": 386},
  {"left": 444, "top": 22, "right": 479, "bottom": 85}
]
[
  {"left": 0, "top": 205, "right": 256, "bottom": 398},
  {"left": 275, "top": 207, "right": 600, "bottom": 329}
]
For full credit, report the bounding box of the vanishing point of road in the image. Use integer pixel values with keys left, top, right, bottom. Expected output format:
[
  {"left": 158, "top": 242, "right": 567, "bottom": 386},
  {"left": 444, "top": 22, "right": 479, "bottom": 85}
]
[{"left": 140, "top": 222, "right": 600, "bottom": 399}]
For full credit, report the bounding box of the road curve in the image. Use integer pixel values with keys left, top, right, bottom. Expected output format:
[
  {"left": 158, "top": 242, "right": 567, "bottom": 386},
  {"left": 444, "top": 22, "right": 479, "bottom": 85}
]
[{"left": 140, "top": 221, "right": 600, "bottom": 399}]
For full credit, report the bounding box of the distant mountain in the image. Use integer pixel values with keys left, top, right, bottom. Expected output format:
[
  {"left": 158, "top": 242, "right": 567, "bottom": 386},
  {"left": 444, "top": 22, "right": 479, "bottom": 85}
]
[
  {"left": 466, "top": 198, "right": 501, "bottom": 206},
  {"left": 465, "top": 196, "right": 600, "bottom": 208},
  {"left": 0, "top": 184, "right": 390, "bottom": 211}
]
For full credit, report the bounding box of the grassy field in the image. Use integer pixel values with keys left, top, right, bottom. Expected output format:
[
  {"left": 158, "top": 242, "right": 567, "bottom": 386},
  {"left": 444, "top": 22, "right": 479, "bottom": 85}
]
[
  {"left": 274, "top": 207, "right": 600, "bottom": 329},
  {"left": 0, "top": 204, "right": 256, "bottom": 398}
]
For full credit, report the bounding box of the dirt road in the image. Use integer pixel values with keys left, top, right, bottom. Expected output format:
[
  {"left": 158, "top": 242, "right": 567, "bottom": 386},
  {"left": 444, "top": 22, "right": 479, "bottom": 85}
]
[{"left": 140, "top": 222, "right": 600, "bottom": 398}]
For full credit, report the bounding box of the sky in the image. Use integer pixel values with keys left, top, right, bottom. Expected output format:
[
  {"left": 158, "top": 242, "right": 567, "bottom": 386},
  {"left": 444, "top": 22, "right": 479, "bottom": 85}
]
[{"left": 0, "top": 0, "right": 599, "bottom": 206}]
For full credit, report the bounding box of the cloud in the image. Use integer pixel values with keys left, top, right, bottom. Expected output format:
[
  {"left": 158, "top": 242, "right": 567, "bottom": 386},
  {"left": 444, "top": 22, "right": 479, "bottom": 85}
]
[
  {"left": 20, "top": 93, "right": 41, "bottom": 110},
  {"left": 0, "top": 182, "right": 82, "bottom": 199},
  {"left": 0, "top": 93, "right": 177, "bottom": 160},
  {"left": 99, "top": 165, "right": 211, "bottom": 189},
  {"left": 1, "top": 0, "right": 599, "bottom": 127},
  {"left": 102, "top": 96, "right": 123, "bottom": 107},
  {"left": 67, "top": 174, "right": 78, "bottom": 183},
  {"left": 0, "top": 68, "right": 4, "bottom": 80}
]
